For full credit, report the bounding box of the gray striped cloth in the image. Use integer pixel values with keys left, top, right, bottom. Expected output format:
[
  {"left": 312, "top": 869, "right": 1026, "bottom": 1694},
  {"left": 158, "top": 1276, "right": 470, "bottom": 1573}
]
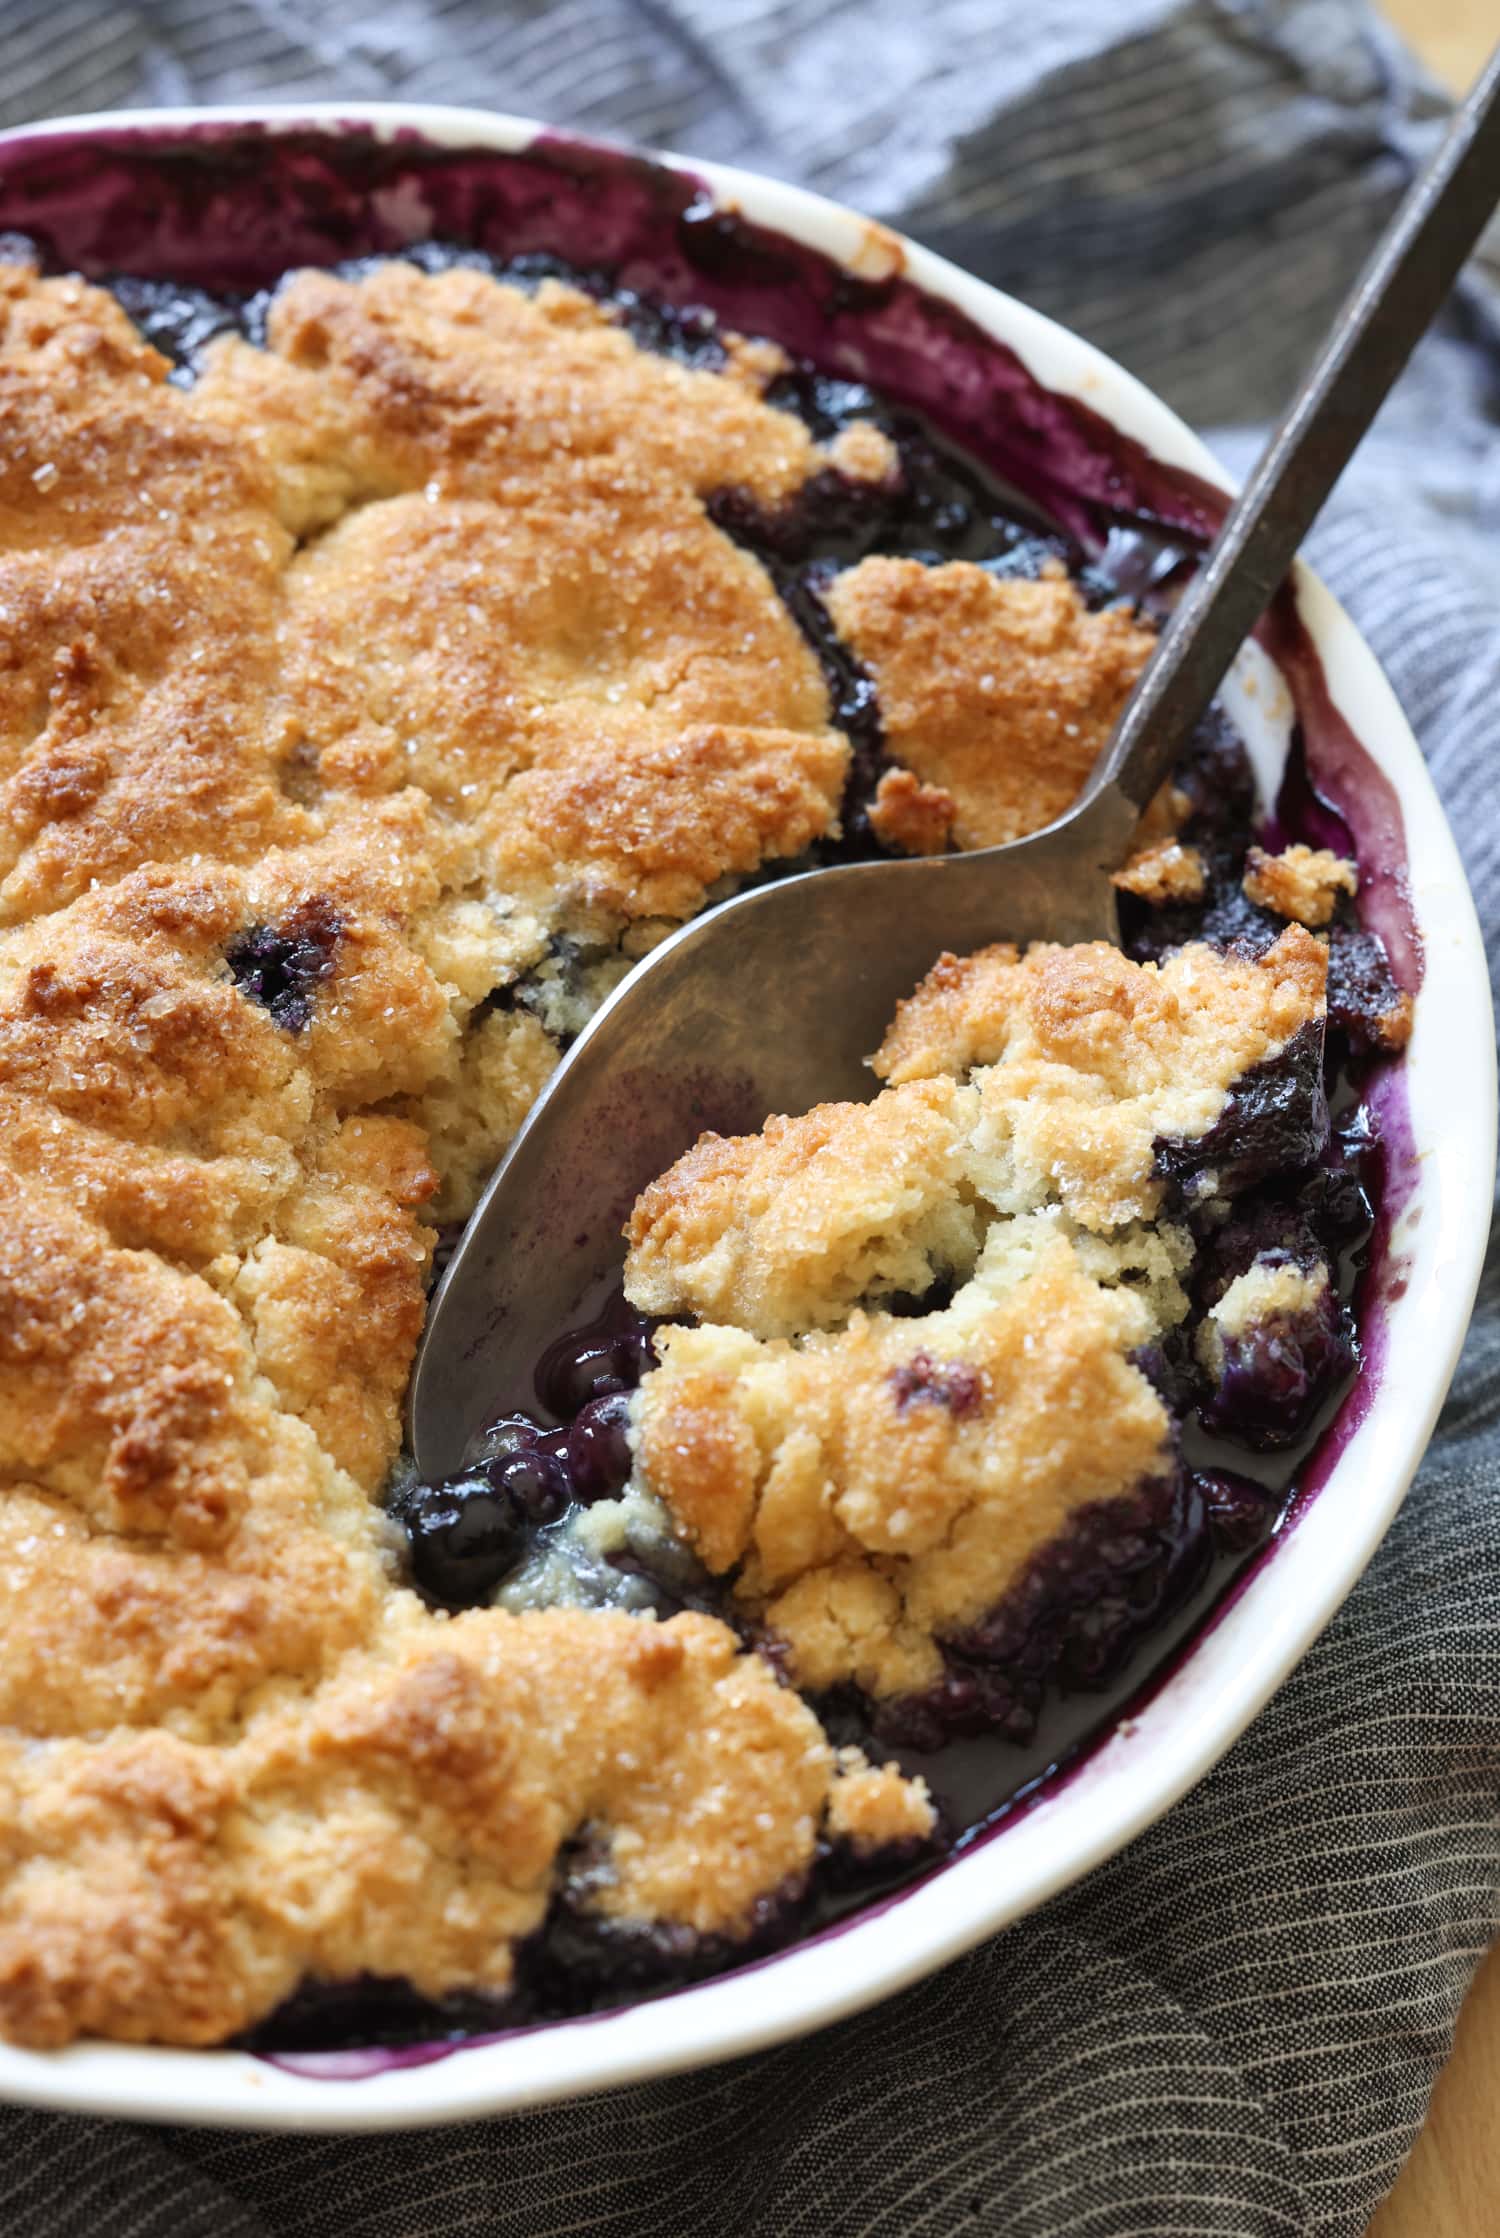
[{"left": 2, "top": 3, "right": 1497, "bottom": 2232}]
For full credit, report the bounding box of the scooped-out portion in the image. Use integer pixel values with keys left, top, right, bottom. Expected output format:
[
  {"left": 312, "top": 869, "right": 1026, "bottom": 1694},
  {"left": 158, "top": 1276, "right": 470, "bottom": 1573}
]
[{"left": 624, "top": 927, "right": 1349, "bottom": 1731}]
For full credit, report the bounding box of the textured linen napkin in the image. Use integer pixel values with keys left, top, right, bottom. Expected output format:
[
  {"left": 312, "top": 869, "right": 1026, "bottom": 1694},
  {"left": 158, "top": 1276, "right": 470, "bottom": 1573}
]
[{"left": 1, "top": 4, "right": 1497, "bottom": 2232}]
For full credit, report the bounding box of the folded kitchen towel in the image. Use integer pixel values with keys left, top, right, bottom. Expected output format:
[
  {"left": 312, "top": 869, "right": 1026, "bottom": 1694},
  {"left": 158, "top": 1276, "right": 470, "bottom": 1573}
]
[{"left": 0, "top": 3, "right": 1496, "bottom": 2232}]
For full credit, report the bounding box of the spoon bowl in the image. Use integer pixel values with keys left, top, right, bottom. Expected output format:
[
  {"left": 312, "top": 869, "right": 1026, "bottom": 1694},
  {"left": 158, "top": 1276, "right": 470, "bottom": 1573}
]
[{"left": 412, "top": 800, "right": 1136, "bottom": 1472}]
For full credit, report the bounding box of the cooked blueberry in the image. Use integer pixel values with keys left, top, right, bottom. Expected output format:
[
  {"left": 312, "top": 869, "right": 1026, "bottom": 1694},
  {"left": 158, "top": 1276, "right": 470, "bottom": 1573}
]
[
  {"left": 536, "top": 1328, "right": 651, "bottom": 1417},
  {"left": 875, "top": 1470, "right": 1211, "bottom": 1750},
  {"left": 490, "top": 1448, "right": 570, "bottom": 1526},
  {"left": 106, "top": 273, "right": 246, "bottom": 376},
  {"left": 1198, "top": 1470, "right": 1279, "bottom": 1552},
  {"left": 463, "top": 1410, "right": 541, "bottom": 1469},
  {"left": 1324, "top": 923, "right": 1414, "bottom": 1052},
  {"left": 240, "top": 1973, "right": 510, "bottom": 2054},
  {"left": 567, "top": 1390, "right": 635, "bottom": 1501},
  {"left": 1129, "top": 1328, "right": 1198, "bottom": 1410},
  {"left": 887, "top": 1350, "right": 982, "bottom": 1418},
  {"left": 1154, "top": 1021, "right": 1329, "bottom": 1204},
  {"left": 1199, "top": 1270, "right": 1354, "bottom": 1450},
  {"left": 1294, "top": 1164, "right": 1373, "bottom": 1248},
  {"left": 226, "top": 897, "right": 342, "bottom": 1032},
  {"left": 403, "top": 1472, "right": 526, "bottom": 1606}
]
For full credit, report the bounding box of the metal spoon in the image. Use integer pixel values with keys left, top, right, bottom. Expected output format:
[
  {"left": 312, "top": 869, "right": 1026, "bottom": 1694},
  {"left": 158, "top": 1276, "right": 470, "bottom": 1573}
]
[{"left": 411, "top": 47, "right": 1500, "bottom": 1476}]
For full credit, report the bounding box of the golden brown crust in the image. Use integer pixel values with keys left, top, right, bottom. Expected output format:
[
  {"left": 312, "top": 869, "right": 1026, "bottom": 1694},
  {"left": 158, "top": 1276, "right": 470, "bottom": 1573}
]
[
  {"left": 1112, "top": 836, "right": 1206, "bottom": 903},
  {"left": 824, "top": 558, "right": 1154, "bottom": 848},
  {"left": 0, "top": 271, "right": 314, "bottom": 926},
  {"left": 0, "top": 258, "right": 932, "bottom": 2049},
  {"left": 0, "top": 1609, "right": 837, "bottom": 2047},
  {"left": 870, "top": 928, "right": 1326, "bottom": 1230},
  {"left": 624, "top": 1079, "right": 981, "bottom": 1338},
  {"left": 0, "top": 245, "right": 1377, "bottom": 2050},
  {"left": 634, "top": 1218, "right": 1173, "bottom": 1697},
  {"left": 1243, "top": 842, "right": 1357, "bottom": 927},
  {"left": 197, "top": 265, "right": 869, "bottom": 522},
  {"left": 275, "top": 489, "right": 843, "bottom": 916},
  {"left": 867, "top": 766, "right": 957, "bottom": 855},
  {"left": 826, "top": 1753, "right": 936, "bottom": 1853}
]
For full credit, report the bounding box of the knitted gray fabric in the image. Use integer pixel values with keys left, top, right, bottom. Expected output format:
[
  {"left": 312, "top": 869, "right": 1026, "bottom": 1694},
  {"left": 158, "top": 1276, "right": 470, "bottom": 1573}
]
[{"left": 0, "top": 4, "right": 1496, "bottom": 2232}]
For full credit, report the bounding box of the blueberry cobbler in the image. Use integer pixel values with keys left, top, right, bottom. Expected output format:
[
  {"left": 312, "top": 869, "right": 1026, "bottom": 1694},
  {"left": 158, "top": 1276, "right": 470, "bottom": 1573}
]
[{"left": 0, "top": 219, "right": 1410, "bottom": 2054}]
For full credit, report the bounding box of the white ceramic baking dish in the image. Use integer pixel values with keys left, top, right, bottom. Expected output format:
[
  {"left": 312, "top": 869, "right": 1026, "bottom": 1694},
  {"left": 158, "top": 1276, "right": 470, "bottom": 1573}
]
[{"left": 0, "top": 102, "right": 1490, "bottom": 2131}]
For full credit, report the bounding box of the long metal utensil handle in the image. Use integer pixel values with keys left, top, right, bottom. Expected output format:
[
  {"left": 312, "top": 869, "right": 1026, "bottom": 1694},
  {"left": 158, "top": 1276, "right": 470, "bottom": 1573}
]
[{"left": 1100, "top": 40, "right": 1500, "bottom": 812}]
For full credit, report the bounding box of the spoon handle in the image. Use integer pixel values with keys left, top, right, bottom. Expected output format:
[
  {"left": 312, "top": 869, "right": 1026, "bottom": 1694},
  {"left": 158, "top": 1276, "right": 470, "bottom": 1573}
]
[{"left": 1100, "top": 40, "right": 1500, "bottom": 812}]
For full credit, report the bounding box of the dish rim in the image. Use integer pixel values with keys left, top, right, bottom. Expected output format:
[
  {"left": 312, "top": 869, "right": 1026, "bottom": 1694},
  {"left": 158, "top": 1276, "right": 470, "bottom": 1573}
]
[{"left": 0, "top": 98, "right": 1492, "bottom": 2132}]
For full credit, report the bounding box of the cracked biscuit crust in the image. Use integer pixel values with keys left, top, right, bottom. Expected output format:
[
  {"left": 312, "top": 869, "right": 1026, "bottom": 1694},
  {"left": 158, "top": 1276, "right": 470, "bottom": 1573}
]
[
  {"left": 875, "top": 927, "right": 1327, "bottom": 1229},
  {"left": 625, "top": 935, "right": 1327, "bottom": 1696},
  {"left": 824, "top": 557, "right": 1155, "bottom": 851},
  {"left": 0, "top": 257, "right": 933, "bottom": 2048},
  {"left": 632, "top": 1217, "right": 1175, "bottom": 1698}
]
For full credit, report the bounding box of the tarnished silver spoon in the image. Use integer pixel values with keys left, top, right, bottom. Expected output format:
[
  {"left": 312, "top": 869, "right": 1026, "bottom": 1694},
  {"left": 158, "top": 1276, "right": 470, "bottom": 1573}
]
[{"left": 411, "top": 48, "right": 1500, "bottom": 1476}]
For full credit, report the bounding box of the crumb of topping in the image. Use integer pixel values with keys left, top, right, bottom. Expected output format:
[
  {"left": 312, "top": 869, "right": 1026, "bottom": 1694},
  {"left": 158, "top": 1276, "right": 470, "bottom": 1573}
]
[
  {"left": 828, "top": 1750, "right": 936, "bottom": 1852},
  {"left": 720, "top": 332, "right": 792, "bottom": 390},
  {"left": 824, "top": 558, "right": 1154, "bottom": 847},
  {"left": 1132, "top": 781, "right": 1194, "bottom": 847},
  {"left": 633, "top": 1213, "right": 1175, "bottom": 1698},
  {"left": 1196, "top": 1258, "right": 1330, "bottom": 1379},
  {"left": 1369, "top": 991, "right": 1415, "bottom": 1052},
  {"left": 827, "top": 420, "right": 901, "bottom": 485},
  {"left": 1243, "top": 843, "right": 1357, "bottom": 927},
  {"left": 868, "top": 766, "right": 957, "bottom": 855},
  {"left": 1112, "top": 837, "right": 1206, "bottom": 903}
]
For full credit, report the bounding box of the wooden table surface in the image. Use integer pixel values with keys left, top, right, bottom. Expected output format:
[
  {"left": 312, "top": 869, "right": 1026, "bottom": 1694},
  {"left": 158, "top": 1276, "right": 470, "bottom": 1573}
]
[{"left": 1361, "top": 9, "right": 1498, "bottom": 2233}]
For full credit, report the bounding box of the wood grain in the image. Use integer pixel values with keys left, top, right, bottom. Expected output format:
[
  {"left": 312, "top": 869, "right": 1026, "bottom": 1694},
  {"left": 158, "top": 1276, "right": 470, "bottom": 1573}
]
[
  {"left": 1364, "top": 11, "right": 1498, "bottom": 2233},
  {"left": 1384, "top": 0, "right": 1497, "bottom": 97},
  {"left": 1367, "top": 1945, "right": 1500, "bottom": 2234}
]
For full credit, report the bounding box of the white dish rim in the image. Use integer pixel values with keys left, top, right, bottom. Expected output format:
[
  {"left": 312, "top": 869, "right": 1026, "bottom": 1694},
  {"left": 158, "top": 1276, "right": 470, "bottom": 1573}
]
[{"left": 0, "top": 99, "right": 1491, "bottom": 2133}]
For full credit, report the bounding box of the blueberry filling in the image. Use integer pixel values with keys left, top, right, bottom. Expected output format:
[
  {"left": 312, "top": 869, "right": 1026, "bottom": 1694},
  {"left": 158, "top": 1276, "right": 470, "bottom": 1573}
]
[
  {"left": 1117, "top": 726, "right": 1408, "bottom": 1055},
  {"left": 1153, "top": 1020, "right": 1331, "bottom": 1207},
  {"left": 1198, "top": 1469, "right": 1282, "bottom": 1553},
  {"left": 104, "top": 273, "right": 249, "bottom": 385},
  {"left": 393, "top": 1301, "right": 661, "bottom": 1613},
  {"left": 349, "top": 243, "right": 1398, "bottom": 2028},
  {"left": 224, "top": 898, "right": 342, "bottom": 1032}
]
